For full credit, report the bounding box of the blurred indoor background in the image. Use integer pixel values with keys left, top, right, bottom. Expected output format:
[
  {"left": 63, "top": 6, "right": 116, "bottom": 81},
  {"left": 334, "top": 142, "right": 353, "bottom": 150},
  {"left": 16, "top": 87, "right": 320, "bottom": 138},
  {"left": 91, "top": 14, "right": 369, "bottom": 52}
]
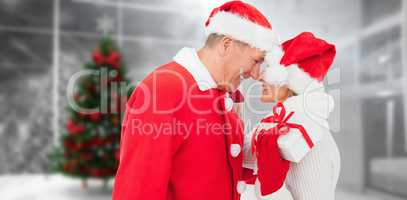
[{"left": 0, "top": 0, "right": 406, "bottom": 199}]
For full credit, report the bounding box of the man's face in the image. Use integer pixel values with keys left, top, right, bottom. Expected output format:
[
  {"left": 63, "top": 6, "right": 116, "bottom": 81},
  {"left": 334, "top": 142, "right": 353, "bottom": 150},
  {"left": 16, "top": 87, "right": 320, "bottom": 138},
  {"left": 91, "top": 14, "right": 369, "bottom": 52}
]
[{"left": 221, "top": 40, "right": 265, "bottom": 91}]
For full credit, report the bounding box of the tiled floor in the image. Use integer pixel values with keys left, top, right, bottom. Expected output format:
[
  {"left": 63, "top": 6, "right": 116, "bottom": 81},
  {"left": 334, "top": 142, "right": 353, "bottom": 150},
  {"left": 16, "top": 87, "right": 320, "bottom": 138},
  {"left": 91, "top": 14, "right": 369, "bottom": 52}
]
[{"left": 0, "top": 175, "right": 405, "bottom": 200}]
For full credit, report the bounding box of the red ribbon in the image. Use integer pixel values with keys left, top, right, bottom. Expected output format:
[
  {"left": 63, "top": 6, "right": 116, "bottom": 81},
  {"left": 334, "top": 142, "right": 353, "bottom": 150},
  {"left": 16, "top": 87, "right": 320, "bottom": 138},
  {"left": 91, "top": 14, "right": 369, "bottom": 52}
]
[
  {"left": 92, "top": 50, "right": 121, "bottom": 69},
  {"left": 251, "top": 102, "right": 314, "bottom": 154}
]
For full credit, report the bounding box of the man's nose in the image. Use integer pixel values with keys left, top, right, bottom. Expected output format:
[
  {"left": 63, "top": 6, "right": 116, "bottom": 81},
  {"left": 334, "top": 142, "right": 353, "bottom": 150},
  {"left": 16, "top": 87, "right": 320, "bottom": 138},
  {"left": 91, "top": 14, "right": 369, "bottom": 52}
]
[{"left": 249, "top": 64, "right": 261, "bottom": 80}]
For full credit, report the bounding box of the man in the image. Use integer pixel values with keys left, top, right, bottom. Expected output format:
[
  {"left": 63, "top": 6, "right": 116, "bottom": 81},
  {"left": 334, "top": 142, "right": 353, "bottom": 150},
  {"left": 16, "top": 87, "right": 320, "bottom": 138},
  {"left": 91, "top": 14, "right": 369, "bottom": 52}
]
[{"left": 112, "top": 1, "right": 279, "bottom": 200}]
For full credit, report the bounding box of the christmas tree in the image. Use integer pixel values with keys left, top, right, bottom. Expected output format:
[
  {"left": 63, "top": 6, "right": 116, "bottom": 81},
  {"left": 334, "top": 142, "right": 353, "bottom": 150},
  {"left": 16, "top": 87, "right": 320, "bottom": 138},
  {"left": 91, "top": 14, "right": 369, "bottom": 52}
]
[{"left": 49, "top": 37, "right": 132, "bottom": 184}]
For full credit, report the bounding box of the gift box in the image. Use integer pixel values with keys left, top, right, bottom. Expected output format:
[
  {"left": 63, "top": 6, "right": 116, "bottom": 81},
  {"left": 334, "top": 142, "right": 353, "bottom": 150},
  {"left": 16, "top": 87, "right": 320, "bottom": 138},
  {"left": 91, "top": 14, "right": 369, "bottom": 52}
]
[
  {"left": 276, "top": 112, "right": 327, "bottom": 163},
  {"left": 257, "top": 102, "right": 328, "bottom": 163}
]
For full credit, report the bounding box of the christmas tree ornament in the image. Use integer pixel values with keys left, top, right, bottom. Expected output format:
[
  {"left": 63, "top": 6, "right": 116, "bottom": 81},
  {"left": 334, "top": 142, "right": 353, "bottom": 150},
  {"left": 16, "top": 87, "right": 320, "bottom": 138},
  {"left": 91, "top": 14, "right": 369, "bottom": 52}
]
[
  {"left": 66, "top": 119, "right": 86, "bottom": 135},
  {"left": 89, "top": 112, "right": 102, "bottom": 122},
  {"left": 92, "top": 49, "right": 121, "bottom": 69}
]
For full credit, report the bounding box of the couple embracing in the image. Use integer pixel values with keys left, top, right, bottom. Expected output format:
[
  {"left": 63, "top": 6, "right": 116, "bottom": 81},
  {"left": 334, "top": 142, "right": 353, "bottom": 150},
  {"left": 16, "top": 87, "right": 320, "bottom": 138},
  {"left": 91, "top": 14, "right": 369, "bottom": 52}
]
[{"left": 112, "top": 1, "right": 340, "bottom": 200}]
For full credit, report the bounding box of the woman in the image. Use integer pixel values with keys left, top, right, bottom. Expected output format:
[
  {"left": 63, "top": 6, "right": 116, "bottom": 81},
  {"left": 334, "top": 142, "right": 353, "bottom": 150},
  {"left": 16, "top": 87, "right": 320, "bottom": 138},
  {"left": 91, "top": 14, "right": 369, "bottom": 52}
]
[{"left": 247, "top": 32, "right": 341, "bottom": 200}]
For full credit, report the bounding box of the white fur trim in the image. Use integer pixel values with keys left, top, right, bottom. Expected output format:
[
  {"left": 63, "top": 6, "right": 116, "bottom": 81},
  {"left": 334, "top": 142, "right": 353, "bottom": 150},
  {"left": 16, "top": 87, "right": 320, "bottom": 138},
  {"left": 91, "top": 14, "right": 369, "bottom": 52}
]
[
  {"left": 263, "top": 46, "right": 288, "bottom": 85},
  {"left": 255, "top": 180, "right": 293, "bottom": 200},
  {"left": 264, "top": 65, "right": 288, "bottom": 85},
  {"left": 287, "top": 64, "right": 323, "bottom": 95},
  {"left": 224, "top": 97, "right": 234, "bottom": 112},
  {"left": 236, "top": 181, "right": 247, "bottom": 194},
  {"left": 230, "top": 143, "right": 241, "bottom": 157},
  {"left": 205, "top": 11, "right": 279, "bottom": 51},
  {"left": 173, "top": 47, "right": 217, "bottom": 91},
  {"left": 265, "top": 45, "right": 284, "bottom": 67}
]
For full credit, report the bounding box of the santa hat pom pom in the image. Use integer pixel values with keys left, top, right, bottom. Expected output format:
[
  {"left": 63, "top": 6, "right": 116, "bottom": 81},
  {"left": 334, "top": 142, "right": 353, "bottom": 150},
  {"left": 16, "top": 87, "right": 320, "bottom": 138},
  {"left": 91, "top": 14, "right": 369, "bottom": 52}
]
[
  {"left": 230, "top": 144, "right": 242, "bottom": 158},
  {"left": 236, "top": 181, "right": 247, "bottom": 194}
]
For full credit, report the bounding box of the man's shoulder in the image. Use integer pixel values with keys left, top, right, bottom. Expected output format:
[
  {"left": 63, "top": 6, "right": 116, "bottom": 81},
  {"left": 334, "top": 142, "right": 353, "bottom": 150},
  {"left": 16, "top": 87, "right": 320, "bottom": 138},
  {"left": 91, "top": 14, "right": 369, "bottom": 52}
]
[
  {"left": 136, "top": 61, "right": 193, "bottom": 99},
  {"left": 143, "top": 61, "right": 192, "bottom": 85}
]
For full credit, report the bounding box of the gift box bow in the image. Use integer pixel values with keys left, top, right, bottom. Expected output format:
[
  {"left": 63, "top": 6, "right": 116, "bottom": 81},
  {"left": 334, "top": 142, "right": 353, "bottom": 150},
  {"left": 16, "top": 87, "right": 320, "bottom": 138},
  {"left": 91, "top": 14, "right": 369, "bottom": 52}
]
[{"left": 252, "top": 102, "right": 314, "bottom": 155}]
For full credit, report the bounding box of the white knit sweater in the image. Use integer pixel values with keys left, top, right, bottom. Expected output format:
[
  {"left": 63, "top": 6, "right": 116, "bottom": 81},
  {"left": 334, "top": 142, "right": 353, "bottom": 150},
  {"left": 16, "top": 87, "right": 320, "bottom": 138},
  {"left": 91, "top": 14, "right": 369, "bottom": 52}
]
[{"left": 244, "top": 91, "right": 341, "bottom": 200}]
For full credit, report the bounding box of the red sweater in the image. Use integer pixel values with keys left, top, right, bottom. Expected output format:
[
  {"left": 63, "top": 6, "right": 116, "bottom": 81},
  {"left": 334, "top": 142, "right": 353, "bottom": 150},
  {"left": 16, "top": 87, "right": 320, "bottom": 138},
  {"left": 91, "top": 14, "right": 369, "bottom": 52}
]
[{"left": 112, "top": 62, "right": 253, "bottom": 200}]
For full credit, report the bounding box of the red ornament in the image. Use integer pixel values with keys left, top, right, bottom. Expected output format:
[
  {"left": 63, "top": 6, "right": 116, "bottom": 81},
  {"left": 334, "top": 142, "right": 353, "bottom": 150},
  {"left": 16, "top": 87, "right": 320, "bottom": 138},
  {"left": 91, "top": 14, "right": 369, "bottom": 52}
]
[
  {"left": 88, "top": 168, "right": 114, "bottom": 177},
  {"left": 66, "top": 119, "right": 86, "bottom": 135},
  {"left": 95, "top": 137, "right": 105, "bottom": 146},
  {"left": 64, "top": 140, "right": 84, "bottom": 151},
  {"left": 89, "top": 168, "right": 102, "bottom": 177},
  {"left": 63, "top": 140, "right": 73, "bottom": 149},
  {"left": 80, "top": 153, "right": 93, "bottom": 161},
  {"left": 89, "top": 112, "right": 102, "bottom": 122},
  {"left": 77, "top": 112, "right": 87, "bottom": 119},
  {"left": 92, "top": 49, "right": 121, "bottom": 69},
  {"left": 86, "top": 137, "right": 104, "bottom": 147}
]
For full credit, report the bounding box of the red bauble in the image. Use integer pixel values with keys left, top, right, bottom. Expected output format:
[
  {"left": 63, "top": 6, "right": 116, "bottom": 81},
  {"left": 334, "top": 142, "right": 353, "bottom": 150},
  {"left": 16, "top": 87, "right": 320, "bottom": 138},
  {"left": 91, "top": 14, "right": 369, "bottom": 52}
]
[
  {"left": 66, "top": 119, "right": 86, "bottom": 135},
  {"left": 77, "top": 112, "right": 87, "bottom": 119},
  {"left": 89, "top": 112, "right": 102, "bottom": 122},
  {"left": 89, "top": 168, "right": 102, "bottom": 177},
  {"left": 63, "top": 140, "right": 71, "bottom": 148},
  {"left": 64, "top": 140, "right": 84, "bottom": 151},
  {"left": 92, "top": 49, "right": 121, "bottom": 69},
  {"left": 85, "top": 137, "right": 104, "bottom": 148},
  {"left": 94, "top": 137, "right": 105, "bottom": 146},
  {"left": 80, "top": 152, "right": 93, "bottom": 162},
  {"left": 88, "top": 168, "right": 113, "bottom": 177}
]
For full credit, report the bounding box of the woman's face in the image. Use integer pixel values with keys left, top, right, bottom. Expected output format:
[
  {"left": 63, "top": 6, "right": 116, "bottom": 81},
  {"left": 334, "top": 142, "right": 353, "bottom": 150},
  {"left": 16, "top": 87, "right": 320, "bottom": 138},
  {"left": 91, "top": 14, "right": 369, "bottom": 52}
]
[{"left": 260, "top": 78, "right": 292, "bottom": 103}]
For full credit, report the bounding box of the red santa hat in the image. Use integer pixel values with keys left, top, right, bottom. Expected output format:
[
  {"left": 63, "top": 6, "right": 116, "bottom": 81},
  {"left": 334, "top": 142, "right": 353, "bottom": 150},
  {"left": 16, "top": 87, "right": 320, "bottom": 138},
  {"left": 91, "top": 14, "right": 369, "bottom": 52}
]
[
  {"left": 204, "top": 1, "right": 279, "bottom": 51},
  {"left": 264, "top": 32, "right": 336, "bottom": 94}
]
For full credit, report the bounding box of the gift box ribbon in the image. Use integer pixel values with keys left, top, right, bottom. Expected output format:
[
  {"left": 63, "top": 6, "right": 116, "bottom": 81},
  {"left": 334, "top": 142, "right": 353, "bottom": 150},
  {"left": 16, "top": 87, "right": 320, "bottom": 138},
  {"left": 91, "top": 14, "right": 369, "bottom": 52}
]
[{"left": 252, "top": 102, "right": 314, "bottom": 154}]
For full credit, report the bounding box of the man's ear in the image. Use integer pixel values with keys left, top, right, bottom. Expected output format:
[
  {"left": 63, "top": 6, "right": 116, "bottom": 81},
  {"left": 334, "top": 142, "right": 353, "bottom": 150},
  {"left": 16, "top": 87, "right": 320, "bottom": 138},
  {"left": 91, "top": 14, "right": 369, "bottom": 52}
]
[{"left": 217, "top": 36, "right": 233, "bottom": 57}]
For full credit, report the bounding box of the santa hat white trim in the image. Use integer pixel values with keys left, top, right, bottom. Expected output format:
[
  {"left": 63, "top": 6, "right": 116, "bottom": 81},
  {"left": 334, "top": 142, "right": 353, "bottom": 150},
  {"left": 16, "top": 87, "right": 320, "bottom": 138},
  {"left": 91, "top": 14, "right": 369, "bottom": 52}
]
[
  {"left": 287, "top": 64, "right": 324, "bottom": 95},
  {"left": 205, "top": 11, "right": 279, "bottom": 51},
  {"left": 264, "top": 46, "right": 288, "bottom": 85}
]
